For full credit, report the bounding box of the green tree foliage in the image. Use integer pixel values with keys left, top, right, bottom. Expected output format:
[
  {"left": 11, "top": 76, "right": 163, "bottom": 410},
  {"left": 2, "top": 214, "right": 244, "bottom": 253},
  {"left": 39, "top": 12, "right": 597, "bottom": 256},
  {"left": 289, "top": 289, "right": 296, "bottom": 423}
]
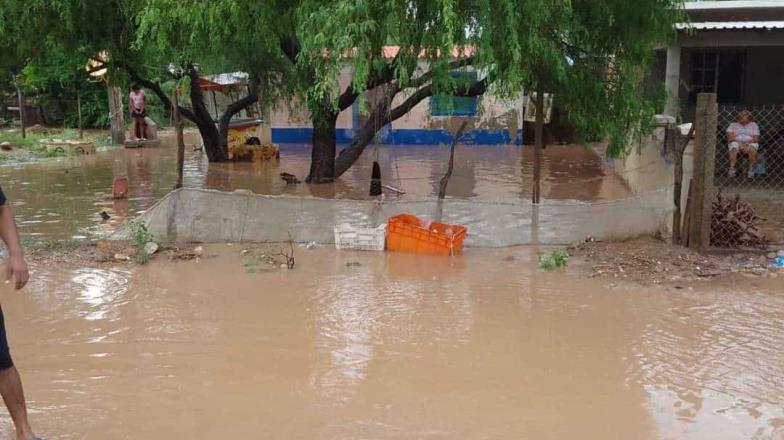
[
  {"left": 477, "top": 0, "right": 683, "bottom": 156},
  {"left": 2, "top": 0, "right": 682, "bottom": 169}
]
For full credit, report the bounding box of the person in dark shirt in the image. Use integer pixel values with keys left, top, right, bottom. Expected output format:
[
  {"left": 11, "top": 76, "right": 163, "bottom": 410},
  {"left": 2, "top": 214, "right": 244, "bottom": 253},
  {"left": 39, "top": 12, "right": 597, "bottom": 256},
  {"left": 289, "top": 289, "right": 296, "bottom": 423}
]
[{"left": 0, "top": 186, "right": 41, "bottom": 440}]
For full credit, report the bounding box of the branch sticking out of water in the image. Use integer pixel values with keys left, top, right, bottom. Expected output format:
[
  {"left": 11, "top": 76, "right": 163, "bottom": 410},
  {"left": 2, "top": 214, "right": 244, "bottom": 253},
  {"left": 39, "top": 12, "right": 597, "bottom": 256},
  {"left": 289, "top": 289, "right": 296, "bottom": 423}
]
[{"left": 438, "top": 121, "right": 469, "bottom": 200}]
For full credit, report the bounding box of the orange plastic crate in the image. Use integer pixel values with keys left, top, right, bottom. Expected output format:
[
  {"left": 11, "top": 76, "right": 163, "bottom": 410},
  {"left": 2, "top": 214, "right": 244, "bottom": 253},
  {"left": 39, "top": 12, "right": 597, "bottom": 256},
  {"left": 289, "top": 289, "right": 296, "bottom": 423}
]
[{"left": 386, "top": 214, "right": 467, "bottom": 256}]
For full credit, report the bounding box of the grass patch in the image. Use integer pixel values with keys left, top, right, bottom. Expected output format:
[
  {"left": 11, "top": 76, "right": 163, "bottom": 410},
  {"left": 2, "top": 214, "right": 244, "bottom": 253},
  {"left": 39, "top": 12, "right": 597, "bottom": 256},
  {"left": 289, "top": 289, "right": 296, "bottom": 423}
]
[{"left": 538, "top": 249, "right": 569, "bottom": 270}]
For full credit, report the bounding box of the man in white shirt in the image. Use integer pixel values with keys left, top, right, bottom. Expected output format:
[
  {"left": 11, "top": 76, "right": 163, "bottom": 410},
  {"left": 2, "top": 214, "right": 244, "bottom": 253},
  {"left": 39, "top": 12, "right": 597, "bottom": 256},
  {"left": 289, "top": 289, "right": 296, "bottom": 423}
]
[{"left": 726, "top": 109, "right": 760, "bottom": 178}]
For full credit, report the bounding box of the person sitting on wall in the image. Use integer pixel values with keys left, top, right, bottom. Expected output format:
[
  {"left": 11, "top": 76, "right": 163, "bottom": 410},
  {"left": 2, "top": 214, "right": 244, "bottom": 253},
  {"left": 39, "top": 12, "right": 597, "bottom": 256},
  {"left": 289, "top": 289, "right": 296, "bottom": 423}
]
[{"left": 726, "top": 109, "right": 760, "bottom": 178}]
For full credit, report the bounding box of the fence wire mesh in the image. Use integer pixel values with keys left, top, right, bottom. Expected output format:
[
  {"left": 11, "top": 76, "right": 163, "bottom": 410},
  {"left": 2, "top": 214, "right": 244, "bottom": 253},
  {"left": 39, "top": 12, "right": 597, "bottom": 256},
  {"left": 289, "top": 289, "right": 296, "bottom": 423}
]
[{"left": 713, "top": 105, "right": 784, "bottom": 247}]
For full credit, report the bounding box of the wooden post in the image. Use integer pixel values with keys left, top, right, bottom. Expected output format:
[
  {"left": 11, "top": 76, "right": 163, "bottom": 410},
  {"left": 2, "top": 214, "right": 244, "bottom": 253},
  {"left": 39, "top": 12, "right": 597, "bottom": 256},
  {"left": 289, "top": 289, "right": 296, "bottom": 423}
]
[
  {"left": 107, "top": 78, "right": 125, "bottom": 145},
  {"left": 688, "top": 93, "right": 717, "bottom": 252},
  {"left": 174, "top": 91, "right": 185, "bottom": 189},
  {"left": 672, "top": 124, "right": 695, "bottom": 245},
  {"left": 533, "top": 90, "right": 544, "bottom": 204},
  {"left": 12, "top": 75, "right": 25, "bottom": 139},
  {"left": 77, "top": 90, "right": 84, "bottom": 139}
]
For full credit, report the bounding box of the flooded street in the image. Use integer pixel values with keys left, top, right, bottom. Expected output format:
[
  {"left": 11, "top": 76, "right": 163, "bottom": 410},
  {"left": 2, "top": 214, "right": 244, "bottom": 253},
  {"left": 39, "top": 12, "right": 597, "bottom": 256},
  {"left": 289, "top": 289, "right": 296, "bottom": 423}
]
[
  {"left": 0, "top": 133, "right": 629, "bottom": 240},
  {"left": 0, "top": 247, "right": 781, "bottom": 439}
]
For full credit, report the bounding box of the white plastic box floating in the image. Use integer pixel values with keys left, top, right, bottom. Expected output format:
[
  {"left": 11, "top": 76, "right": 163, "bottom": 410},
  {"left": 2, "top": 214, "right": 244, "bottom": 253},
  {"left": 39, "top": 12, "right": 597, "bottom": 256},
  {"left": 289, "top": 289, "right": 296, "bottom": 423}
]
[{"left": 333, "top": 223, "right": 387, "bottom": 251}]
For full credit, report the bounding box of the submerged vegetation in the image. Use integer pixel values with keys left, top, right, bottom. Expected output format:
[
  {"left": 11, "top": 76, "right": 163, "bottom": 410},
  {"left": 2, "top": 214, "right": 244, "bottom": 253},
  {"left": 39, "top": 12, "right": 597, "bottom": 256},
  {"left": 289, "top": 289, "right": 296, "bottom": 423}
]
[{"left": 539, "top": 249, "right": 569, "bottom": 270}]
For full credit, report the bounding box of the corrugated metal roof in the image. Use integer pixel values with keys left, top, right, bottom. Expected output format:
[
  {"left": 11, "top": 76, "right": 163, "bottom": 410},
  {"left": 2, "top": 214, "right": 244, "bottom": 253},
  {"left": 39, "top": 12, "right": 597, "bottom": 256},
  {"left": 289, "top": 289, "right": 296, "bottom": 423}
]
[
  {"left": 676, "top": 20, "right": 784, "bottom": 30},
  {"left": 684, "top": 1, "right": 784, "bottom": 11}
]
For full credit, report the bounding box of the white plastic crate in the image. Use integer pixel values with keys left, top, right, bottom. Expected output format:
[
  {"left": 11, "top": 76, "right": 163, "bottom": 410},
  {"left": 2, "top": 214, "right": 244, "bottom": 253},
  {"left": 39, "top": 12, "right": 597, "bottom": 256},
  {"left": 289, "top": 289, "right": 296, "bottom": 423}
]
[{"left": 334, "top": 223, "right": 387, "bottom": 251}]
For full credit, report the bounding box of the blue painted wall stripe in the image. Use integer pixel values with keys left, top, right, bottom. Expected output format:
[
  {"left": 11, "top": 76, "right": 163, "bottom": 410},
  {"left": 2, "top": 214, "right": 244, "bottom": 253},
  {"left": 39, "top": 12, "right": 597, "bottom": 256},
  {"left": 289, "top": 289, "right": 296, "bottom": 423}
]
[{"left": 272, "top": 128, "right": 523, "bottom": 145}]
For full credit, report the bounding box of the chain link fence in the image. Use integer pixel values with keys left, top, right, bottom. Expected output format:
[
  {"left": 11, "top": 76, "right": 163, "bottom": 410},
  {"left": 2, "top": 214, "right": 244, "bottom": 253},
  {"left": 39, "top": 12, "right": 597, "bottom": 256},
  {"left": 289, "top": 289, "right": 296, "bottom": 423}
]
[{"left": 712, "top": 105, "right": 784, "bottom": 247}]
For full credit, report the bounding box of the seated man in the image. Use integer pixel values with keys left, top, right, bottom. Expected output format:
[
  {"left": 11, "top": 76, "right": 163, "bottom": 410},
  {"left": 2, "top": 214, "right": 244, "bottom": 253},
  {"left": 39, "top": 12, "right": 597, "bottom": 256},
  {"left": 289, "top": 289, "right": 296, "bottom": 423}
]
[{"left": 726, "top": 109, "right": 760, "bottom": 178}]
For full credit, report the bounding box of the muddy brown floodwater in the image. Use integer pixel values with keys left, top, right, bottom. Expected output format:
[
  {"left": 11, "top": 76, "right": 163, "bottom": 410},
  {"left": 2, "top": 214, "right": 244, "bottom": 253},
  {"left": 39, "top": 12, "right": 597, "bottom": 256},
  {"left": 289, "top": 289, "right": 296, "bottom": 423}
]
[
  {"left": 0, "top": 131, "right": 630, "bottom": 240},
  {"left": 0, "top": 246, "right": 782, "bottom": 439}
]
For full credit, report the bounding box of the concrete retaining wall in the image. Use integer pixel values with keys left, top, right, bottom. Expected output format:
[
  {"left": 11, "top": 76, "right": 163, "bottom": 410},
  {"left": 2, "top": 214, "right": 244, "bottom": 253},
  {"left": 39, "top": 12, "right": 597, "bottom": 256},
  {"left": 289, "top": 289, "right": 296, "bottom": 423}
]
[{"left": 140, "top": 188, "right": 673, "bottom": 247}]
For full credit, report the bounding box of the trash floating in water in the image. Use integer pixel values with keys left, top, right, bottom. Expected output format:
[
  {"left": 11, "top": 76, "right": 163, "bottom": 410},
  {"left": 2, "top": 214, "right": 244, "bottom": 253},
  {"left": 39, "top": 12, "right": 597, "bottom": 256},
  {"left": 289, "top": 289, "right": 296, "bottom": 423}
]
[
  {"left": 386, "top": 214, "right": 466, "bottom": 256},
  {"left": 771, "top": 256, "right": 784, "bottom": 269},
  {"left": 345, "top": 261, "right": 362, "bottom": 267},
  {"left": 334, "top": 224, "right": 386, "bottom": 251}
]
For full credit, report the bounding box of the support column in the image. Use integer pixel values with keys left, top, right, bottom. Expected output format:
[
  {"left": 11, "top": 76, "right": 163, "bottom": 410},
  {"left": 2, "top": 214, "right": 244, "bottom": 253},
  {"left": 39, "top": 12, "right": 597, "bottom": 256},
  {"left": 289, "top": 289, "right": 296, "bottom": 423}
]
[{"left": 664, "top": 44, "right": 682, "bottom": 119}]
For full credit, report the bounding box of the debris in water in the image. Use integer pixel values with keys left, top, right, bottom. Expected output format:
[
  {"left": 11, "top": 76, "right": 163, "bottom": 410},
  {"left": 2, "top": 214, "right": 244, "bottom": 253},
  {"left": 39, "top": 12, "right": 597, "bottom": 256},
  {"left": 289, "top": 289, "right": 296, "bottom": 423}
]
[
  {"left": 143, "top": 242, "right": 159, "bottom": 256},
  {"left": 114, "top": 253, "right": 130, "bottom": 262},
  {"left": 193, "top": 246, "right": 204, "bottom": 256},
  {"left": 345, "top": 261, "right": 361, "bottom": 267},
  {"left": 382, "top": 184, "right": 405, "bottom": 195},
  {"left": 99, "top": 211, "right": 111, "bottom": 221},
  {"left": 369, "top": 161, "right": 382, "bottom": 196},
  {"left": 502, "top": 255, "right": 515, "bottom": 262},
  {"left": 280, "top": 172, "right": 300, "bottom": 184}
]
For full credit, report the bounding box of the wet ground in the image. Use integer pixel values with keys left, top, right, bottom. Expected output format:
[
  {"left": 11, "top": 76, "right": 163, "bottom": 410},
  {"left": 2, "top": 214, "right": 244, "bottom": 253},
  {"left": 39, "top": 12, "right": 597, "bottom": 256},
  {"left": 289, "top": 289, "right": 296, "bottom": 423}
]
[
  {"left": 1, "top": 246, "right": 782, "bottom": 439},
  {"left": 0, "top": 131, "right": 630, "bottom": 240}
]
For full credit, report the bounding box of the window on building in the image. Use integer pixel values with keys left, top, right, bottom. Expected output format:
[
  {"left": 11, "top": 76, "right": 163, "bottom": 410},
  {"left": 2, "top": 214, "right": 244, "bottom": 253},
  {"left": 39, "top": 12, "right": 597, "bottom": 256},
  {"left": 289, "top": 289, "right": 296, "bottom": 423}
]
[
  {"left": 688, "top": 50, "right": 746, "bottom": 104},
  {"left": 431, "top": 71, "right": 479, "bottom": 117}
]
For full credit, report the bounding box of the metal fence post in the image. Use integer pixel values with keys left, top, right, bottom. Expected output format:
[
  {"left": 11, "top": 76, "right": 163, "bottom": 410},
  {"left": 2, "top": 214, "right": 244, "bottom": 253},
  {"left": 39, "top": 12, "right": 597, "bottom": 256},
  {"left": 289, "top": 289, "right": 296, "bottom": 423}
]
[{"left": 689, "top": 93, "right": 718, "bottom": 252}]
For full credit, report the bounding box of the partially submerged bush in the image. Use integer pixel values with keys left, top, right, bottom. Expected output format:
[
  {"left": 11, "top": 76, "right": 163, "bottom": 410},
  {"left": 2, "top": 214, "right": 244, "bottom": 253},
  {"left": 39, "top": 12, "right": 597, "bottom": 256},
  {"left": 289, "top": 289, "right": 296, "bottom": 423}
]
[{"left": 539, "top": 249, "right": 569, "bottom": 270}]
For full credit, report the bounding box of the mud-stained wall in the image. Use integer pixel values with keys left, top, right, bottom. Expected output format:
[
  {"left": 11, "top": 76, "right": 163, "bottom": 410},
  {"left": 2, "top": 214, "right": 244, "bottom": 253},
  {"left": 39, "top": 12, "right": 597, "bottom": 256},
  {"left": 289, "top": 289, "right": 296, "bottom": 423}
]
[
  {"left": 610, "top": 124, "right": 694, "bottom": 195},
  {"left": 140, "top": 188, "right": 672, "bottom": 246}
]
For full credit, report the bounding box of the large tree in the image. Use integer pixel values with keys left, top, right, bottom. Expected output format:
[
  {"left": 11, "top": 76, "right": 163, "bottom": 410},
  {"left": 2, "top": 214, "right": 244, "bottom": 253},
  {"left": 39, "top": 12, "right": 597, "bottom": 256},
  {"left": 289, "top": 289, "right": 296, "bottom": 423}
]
[
  {"left": 0, "top": 0, "right": 277, "bottom": 161},
  {"left": 292, "top": 0, "right": 682, "bottom": 182},
  {"left": 289, "top": 0, "right": 492, "bottom": 182},
  {"left": 135, "top": 0, "right": 300, "bottom": 161}
]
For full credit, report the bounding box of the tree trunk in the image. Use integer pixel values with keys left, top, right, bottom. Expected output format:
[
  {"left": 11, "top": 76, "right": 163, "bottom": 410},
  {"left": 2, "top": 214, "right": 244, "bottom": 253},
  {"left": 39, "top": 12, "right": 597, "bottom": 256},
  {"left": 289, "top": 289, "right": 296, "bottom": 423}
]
[
  {"left": 107, "top": 78, "right": 125, "bottom": 145},
  {"left": 307, "top": 106, "right": 338, "bottom": 183},
  {"left": 185, "top": 66, "right": 227, "bottom": 162},
  {"left": 77, "top": 91, "right": 83, "bottom": 139},
  {"left": 13, "top": 76, "right": 25, "bottom": 139},
  {"left": 173, "top": 91, "right": 185, "bottom": 189}
]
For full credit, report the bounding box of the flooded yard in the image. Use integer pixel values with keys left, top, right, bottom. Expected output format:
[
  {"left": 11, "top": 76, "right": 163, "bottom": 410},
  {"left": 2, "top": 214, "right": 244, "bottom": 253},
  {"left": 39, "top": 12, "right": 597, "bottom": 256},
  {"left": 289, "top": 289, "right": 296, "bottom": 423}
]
[
  {"left": 0, "top": 132, "right": 630, "bottom": 240},
  {"left": 1, "top": 246, "right": 782, "bottom": 439},
  {"left": 0, "top": 135, "right": 781, "bottom": 439}
]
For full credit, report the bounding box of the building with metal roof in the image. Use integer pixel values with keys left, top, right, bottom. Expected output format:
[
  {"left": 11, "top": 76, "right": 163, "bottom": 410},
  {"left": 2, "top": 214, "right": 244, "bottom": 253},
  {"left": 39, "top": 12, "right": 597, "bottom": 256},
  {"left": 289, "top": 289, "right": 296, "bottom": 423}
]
[{"left": 663, "top": 1, "right": 784, "bottom": 119}]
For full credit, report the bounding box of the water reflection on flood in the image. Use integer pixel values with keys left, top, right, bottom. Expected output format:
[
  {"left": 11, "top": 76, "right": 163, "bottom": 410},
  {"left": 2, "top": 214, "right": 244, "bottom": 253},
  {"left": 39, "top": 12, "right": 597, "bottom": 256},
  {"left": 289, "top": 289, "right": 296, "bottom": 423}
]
[
  {"left": 0, "top": 132, "right": 629, "bottom": 239},
  {"left": 2, "top": 247, "right": 782, "bottom": 439}
]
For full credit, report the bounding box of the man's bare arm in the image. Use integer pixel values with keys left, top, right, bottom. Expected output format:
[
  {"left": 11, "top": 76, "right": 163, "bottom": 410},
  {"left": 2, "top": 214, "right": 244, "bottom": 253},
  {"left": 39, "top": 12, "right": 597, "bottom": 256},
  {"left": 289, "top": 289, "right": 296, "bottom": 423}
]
[
  {"left": 727, "top": 131, "right": 737, "bottom": 142},
  {"left": 0, "top": 205, "right": 29, "bottom": 290}
]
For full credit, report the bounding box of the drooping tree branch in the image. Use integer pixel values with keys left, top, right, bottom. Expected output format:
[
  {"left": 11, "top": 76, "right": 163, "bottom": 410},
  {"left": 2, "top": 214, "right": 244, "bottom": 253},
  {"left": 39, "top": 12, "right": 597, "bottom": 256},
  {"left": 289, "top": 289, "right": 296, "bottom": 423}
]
[
  {"left": 116, "top": 61, "right": 198, "bottom": 122},
  {"left": 334, "top": 76, "right": 490, "bottom": 177},
  {"left": 218, "top": 77, "right": 261, "bottom": 139}
]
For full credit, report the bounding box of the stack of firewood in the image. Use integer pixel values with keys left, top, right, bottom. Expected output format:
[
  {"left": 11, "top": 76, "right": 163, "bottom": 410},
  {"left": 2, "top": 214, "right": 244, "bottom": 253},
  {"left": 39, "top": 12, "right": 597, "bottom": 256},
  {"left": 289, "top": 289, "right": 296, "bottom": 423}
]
[{"left": 711, "top": 193, "right": 769, "bottom": 248}]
